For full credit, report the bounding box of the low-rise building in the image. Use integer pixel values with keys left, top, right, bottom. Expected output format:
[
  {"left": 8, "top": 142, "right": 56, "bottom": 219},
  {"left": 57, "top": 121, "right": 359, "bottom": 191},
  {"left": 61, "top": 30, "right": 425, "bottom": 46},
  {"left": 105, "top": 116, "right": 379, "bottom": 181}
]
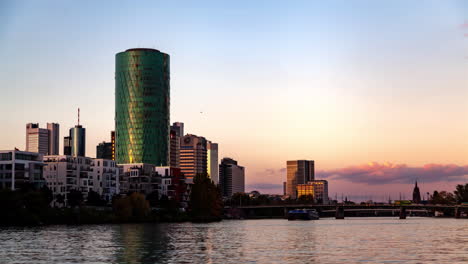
[
  {"left": 118, "top": 163, "right": 159, "bottom": 195},
  {"left": 92, "top": 159, "right": 119, "bottom": 202},
  {"left": 155, "top": 166, "right": 188, "bottom": 204},
  {"left": 43, "top": 155, "right": 93, "bottom": 205},
  {"left": 0, "top": 150, "right": 45, "bottom": 190},
  {"left": 296, "top": 180, "right": 329, "bottom": 204}
]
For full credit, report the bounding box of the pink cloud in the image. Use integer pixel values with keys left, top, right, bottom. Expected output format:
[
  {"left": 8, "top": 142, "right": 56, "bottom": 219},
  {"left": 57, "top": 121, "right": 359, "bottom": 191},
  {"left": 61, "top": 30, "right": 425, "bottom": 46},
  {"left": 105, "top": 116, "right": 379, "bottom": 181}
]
[{"left": 317, "top": 162, "right": 468, "bottom": 185}]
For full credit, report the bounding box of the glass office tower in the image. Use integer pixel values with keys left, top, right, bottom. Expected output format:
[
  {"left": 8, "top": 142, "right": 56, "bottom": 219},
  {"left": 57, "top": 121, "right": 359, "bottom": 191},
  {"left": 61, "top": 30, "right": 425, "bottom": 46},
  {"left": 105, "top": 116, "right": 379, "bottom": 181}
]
[
  {"left": 115, "top": 48, "right": 170, "bottom": 165},
  {"left": 70, "top": 125, "right": 86, "bottom": 157}
]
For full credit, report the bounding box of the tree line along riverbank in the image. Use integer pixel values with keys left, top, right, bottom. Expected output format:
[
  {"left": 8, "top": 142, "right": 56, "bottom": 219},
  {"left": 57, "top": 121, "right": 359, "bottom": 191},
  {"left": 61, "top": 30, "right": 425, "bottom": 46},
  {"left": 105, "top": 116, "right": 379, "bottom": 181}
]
[{"left": 0, "top": 173, "right": 223, "bottom": 226}]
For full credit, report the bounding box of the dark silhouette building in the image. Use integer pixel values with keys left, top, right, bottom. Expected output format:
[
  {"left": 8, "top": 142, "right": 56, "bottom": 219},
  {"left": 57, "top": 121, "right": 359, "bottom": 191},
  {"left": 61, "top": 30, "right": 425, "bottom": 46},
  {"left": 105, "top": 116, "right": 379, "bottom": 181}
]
[
  {"left": 96, "top": 142, "right": 113, "bottom": 160},
  {"left": 412, "top": 181, "right": 421, "bottom": 203}
]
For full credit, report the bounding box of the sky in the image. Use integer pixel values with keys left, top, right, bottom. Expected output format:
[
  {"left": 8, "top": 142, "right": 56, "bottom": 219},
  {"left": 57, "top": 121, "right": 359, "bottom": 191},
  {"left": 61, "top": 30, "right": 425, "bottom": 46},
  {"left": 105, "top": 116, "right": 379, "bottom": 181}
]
[{"left": 1, "top": 0, "right": 467, "bottom": 201}]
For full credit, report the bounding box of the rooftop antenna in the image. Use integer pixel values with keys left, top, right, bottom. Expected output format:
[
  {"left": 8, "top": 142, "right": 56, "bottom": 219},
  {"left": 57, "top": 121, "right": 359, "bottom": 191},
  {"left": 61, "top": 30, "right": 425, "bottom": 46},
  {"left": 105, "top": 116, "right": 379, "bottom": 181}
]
[{"left": 78, "top": 108, "right": 80, "bottom": 126}]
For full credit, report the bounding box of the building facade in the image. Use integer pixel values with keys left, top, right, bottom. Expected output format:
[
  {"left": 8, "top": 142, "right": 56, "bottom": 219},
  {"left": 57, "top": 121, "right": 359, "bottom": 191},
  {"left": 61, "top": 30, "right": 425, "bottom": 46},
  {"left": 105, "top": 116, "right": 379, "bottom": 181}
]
[
  {"left": 96, "top": 142, "right": 113, "bottom": 160},
  {"left": 26, "top": 123, "right": 60, "bottom": 155},
  {"left": 92, "top": 159, "right": 119, "bottom": 202},
  {"left": 207, "top": 141, "right": 219, "bottom": 184},
  {"left": 43, "top": 155, "right": 94, "bottom": 205},
  {"left": 47, "top": 123, "right": 60, "bottom": 155},
  {"left": 0, "top": 150, "right": 44, "bottom": 190},
  {"left": 180, "top": 134, "right": 207, "bottom": 183},
  {"left": 219, "top": 157, "right": 245, "bottom": 198},
  {"left": 286, "top": 160, "right": 315, "bottom": 199},
  {"left": 70, "top": 125, "right": 86, "bottom": 157},
  {"left": 111, "top": 131, "right": 115, "bottom": 160},
  {"left": 115, "top": 48, "right": 170, "bottom": 166},
  {"left": 169, "top": 130, "right": 180, "bottom": 168},
  {"left": 119, "top": 163, "right": 159, "bottom": 195},
  {"left": 154, "top": 166, "right": 188, "bottom": 204},
  {"left": 63, "top": 136, "right": 72, "bottom": 155},
  {"left": 26, "top": 123, "right": 49, "bottom": 155},
  {"left": 296, "top": 180, "right": 329, "bottom": 204}
]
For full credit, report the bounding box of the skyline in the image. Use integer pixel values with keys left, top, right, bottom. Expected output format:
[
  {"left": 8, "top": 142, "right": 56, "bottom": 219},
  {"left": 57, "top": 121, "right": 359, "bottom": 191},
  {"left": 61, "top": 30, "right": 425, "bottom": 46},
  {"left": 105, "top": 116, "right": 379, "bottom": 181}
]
[{"left": 1, "top": 1, "right": 468, "bottom": 200}]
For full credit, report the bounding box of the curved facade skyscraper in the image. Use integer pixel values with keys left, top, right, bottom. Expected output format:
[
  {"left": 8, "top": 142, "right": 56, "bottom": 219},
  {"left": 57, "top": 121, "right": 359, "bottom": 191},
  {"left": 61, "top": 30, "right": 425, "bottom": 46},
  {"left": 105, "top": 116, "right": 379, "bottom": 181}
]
[{"left": 115, "top": 48, "right": 170, "bottom": 165}]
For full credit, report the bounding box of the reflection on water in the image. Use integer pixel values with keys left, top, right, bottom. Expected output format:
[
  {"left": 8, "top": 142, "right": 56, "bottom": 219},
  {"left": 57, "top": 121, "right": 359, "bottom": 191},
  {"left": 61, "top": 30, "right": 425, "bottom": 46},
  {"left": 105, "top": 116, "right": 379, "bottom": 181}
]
[{"left": 0, "top": 218, "right": 467, "bottom": 263}]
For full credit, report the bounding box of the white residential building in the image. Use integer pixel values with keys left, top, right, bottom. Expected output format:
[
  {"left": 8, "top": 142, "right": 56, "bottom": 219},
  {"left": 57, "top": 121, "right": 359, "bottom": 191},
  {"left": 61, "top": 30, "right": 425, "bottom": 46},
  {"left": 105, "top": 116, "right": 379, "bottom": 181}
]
[
  {"left": 92, "top": 159, "right": 119, "bottom": 202},
  {"left": 0, "top": 150, "right": 44, "bottom": 190},
  {"left": 43, "top": 155, "right": 93, "bottom": 205}
]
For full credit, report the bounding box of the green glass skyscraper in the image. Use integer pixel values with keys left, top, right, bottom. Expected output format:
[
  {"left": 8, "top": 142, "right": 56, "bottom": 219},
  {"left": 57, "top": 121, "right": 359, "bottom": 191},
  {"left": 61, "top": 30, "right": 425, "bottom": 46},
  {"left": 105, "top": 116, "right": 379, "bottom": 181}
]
[{"left": 115, "top": 48, "right": 170, "bottom": 165}]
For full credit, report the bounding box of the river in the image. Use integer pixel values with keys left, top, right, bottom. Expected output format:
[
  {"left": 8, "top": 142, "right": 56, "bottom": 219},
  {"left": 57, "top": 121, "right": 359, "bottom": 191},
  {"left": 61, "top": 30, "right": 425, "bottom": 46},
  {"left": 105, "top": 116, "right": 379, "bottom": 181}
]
[{"left": 0, "top": 218, "right": 467, "bottom": 263}]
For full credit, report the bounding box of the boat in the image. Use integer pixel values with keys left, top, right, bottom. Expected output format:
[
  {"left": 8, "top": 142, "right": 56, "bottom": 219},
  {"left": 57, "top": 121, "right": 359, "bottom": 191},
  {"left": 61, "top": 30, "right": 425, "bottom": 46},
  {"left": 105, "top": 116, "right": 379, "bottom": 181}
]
[{"left": 287, "top": 209, "right": 319, "bottom": 220}]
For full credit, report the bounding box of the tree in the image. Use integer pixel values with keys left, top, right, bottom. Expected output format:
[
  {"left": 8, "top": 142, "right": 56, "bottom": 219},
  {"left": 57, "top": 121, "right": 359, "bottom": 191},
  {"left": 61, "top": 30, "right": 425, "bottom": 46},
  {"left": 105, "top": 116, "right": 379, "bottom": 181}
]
[
  {"left": 429, "top": 191, "right": 456, "bottom": 205},
  {"left": 55, "top": 194, "right": 65, "bottom": 207},
  {"left": 40, "top": 186, "right": 54, "bottom": 205},
  {"left": 86, "top": 190, "right": 105, "bottom": 206},
  {"left": 231, "top": 192, "right": 251, "bottom": 206},
  {"left": 189, "top": 173, "right": 223, "bottom": 222},
  {"left": 113, "top": 192, "right": 150, "bottom": 222},
  {"left": 298, "top": 194, "right": 314, "bottom": 203},
  {"left": 68, "top": 189, "right": 83, "bottom": 208},
  {"left": 454, "top": 184, "right": 468, "bottom": 204},
  {"left": 146, "top": 191, "right": 159, "bottom": 207}
]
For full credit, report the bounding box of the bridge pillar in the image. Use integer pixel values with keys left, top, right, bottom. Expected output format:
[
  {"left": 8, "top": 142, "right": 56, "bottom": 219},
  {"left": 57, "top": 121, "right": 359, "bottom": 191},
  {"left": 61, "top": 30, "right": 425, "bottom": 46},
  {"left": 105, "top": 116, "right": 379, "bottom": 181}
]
[
  {"left": 399, "top": 207, "right": 406, "bottom": 219},
  {"left": 455, "top": 207, "right": 460, "bottom": 219},
  {"left": 335, "top": 206, "right": 344, "bottom": 219}
]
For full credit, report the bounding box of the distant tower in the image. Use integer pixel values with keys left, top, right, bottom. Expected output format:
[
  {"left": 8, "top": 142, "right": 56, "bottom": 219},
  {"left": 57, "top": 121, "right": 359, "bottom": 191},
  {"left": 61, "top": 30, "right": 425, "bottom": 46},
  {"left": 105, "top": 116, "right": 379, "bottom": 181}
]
[
  {"left": 47, "top": 123, "right": 60, "bottom": 155},
  {"left": 26, "top": 123, "right": 49, "bottom": 154},
  {"left": 412, "top": 181, "right": 421, "bottom": 204},
  {"left": 169, "top": 122, "right": 183, "bottom": 168},
  {"left": 286, "top": 160, "right": 315, "bottom": 199},
  {"left": 68, "top": 108, "right": 86, "bottom": 157},
  {"left": 26, "top": 122, "right": 59, "bottom": 155},
  {"left": 219, "top": 157, "right": 245, "bottom": 197}
]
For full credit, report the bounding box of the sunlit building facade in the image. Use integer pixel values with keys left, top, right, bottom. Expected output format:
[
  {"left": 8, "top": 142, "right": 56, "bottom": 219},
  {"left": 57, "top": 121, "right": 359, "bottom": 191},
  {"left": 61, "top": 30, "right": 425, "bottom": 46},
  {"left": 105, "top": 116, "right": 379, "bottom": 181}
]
[
  {"left": 207, "top": 141, "right": 219, "bottom": 184},
  {"left": 180, "top": 134, "right": 207, "bottom": 183},
  {"left": 26, "top": 123, "right": 59, "bottom": 155},
  {"left": 286, "top": 160, "right": 315, "bottom": 199},
  {"left": 115, "top": 48, "right": 170, "bottom": 166},
  {"left": 296, "top": 180, "right": 329, "bottom": 204}
]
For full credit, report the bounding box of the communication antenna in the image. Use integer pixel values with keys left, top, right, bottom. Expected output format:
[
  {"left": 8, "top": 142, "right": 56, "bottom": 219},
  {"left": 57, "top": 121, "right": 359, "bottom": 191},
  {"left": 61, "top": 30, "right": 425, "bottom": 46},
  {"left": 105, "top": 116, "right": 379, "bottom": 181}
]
[{"left": 78, "top": 108, "right": 80, "bottom": 126}]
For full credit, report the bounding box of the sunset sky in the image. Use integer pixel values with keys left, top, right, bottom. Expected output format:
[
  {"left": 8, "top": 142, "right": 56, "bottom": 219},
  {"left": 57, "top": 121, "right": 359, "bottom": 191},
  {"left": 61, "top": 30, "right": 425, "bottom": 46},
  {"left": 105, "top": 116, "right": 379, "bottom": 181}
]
[{"left": 1, "top": 1, "right": 467, "bottom": 201}]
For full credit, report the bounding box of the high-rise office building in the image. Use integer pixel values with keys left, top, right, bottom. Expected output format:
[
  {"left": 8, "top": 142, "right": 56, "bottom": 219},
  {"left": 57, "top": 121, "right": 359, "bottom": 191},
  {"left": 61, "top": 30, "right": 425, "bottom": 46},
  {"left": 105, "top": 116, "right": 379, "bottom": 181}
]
[
  {"left": 286, "top": 160, "right": 315, "bottom": 199},
  {"left": 96, "top": 131, "right": 115, "bottom": 160},
  {"left": 96, "top": 142, "right": 113, "bottom": 159},
  {"left": 26, "top": 123, "right": 60, "bottom": 155},
  {"left": 219, "top": 157, "right": 245, "bottom": 197},
  {"left": 70, "top": 125, "right": 86, "bottom": 157},
  {"left": 115, "top": 48, "right": 170, "bottom": 166},
  {"left": 111, "top": 131, "right": 115, "bottom": 160},
  {"left": 180, "top": 134, "right": 207, "bottom": 183},
  {"left": 63, "top": 136, "right": 72, "bottom": 155},
  {"left": 26, "top": 123, "right": 50, "bottom": 155},
  {"left": 47, "top": 123, "right": 60, "bottom": 155},
  {"left": 207, "top": 141, "right": 219, "bottom": 184},
  {"left": 169, "top": 122, "right": 183, "bottom": 168}
]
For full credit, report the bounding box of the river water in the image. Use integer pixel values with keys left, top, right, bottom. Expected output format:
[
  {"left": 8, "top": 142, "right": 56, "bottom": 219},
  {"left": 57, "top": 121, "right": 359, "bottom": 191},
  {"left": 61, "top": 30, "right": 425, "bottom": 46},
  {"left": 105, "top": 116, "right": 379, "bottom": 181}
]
[{"left": 0, "top": 218, "right": 467, "bottom": 264}]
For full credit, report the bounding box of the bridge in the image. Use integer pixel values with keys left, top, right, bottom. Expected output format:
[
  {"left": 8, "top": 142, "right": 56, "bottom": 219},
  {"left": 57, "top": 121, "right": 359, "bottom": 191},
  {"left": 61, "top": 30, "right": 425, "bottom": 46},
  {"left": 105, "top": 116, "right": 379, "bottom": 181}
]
[{"left": 224, "top": 204, "right": 468, "bottom": 219}]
